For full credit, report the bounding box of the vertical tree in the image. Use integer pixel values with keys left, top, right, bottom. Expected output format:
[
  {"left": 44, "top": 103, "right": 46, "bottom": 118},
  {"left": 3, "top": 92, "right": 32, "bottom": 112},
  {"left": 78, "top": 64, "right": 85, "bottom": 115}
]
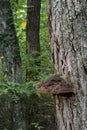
[
  {"left": 48, "top": 0, "right": 87, "bottom": 130},
  {"left": 26, "top": 0, "right": 41, "bottom": 80},
  {"left": 25, "top": 1, "right": 41, "bottom": 129},
  {"left": 26, "top": 1, "right": 55, "bottom": 130},
  {"left": 0, "top": 1, "right": 26, "bottom": 129}
]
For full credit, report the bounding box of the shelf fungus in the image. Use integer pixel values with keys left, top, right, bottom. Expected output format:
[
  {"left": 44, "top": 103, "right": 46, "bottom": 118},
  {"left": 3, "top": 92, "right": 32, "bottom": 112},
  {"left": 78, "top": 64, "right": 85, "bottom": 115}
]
[{"left": 37, "top": 75, "right": 75, "bottom": 96}]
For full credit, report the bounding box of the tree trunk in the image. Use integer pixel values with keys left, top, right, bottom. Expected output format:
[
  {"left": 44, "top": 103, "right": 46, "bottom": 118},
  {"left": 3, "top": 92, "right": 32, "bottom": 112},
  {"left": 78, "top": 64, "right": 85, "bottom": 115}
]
[
  {"left": 48, "top": 0, "right": 87, "bottom": 130},
  {"left": 0, "top": 1, "right": 26, "bottom": 130},
  {"left": 25, "top": 1, "right": 41, "bottom": 129},
  {"left": 26, "top": 0, "right": 41, "bottom": 81}
]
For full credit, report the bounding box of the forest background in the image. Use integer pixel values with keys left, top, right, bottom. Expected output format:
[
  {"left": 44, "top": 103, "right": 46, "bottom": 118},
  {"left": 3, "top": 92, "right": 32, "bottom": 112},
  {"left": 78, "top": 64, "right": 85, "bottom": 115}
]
[{"left": 0, "top": 0, "right": 56, "bottom": 130}]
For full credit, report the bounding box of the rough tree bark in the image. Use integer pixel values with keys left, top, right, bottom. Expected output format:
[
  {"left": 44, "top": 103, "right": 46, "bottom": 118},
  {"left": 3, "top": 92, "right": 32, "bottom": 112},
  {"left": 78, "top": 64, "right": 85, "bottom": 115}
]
[
  {"left": 26, "top": 0, "right": 41, "bottom": 81},
  {"left": 0, "top": 1, "right": 26, "bottom": 130},
  {"left": 48, "top": 0, "right": 87, "bottom": 130}
]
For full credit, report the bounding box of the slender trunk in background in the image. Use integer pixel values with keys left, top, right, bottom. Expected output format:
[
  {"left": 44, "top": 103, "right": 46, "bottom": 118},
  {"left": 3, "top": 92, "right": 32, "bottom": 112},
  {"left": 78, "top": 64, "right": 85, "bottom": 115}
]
[
  {"left": 48, "top": 0, "right": 87, "bottom": 130},
  {"left": 26, "top": 0, "right": 41, "bottom": 81},
  {"left": 26, "top": 1, "right": 42, "bottom": 129},
  {"left": 0, "top": 1, "right": 26, "bottom": 130}
]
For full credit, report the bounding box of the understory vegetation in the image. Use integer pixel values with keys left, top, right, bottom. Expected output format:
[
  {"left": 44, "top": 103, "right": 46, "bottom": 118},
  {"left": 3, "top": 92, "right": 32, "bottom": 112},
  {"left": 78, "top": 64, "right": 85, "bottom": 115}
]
[{"left": 0, "top": 0, "right": 56, "bottom": 130}]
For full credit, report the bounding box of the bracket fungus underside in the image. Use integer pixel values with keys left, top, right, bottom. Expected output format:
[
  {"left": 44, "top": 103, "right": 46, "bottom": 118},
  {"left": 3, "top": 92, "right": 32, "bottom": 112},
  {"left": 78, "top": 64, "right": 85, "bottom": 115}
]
[{"left": 37, "top": 75, "right": 75, "bottom": 96}]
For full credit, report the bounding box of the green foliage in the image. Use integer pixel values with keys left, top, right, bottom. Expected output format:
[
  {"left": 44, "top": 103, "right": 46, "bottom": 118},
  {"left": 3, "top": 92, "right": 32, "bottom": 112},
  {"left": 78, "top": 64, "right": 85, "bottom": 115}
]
[
  {"left": 0, "top": 0, "right": 55, "bottom": 130},
  {"left": 0, "top": 0, "right": 52, "bottom": 100},
  {"left": 13, "top": 0, "right": 52, "bottom": 81},
  {"left": 0, "top": 81, "right": 37, "bottom": 102},
  {"left": 39, "top": 0, "right": 52, "bottom": 80},
  {"left": 31, "top": 122, "right": 44, "bottom": 130}
]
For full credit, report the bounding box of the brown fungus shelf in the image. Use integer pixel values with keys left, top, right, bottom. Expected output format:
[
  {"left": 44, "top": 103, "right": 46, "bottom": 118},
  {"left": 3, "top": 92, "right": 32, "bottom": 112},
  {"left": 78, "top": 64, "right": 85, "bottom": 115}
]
[{"left": 36, "top": 75, "right": 75, "bottom": 96}]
